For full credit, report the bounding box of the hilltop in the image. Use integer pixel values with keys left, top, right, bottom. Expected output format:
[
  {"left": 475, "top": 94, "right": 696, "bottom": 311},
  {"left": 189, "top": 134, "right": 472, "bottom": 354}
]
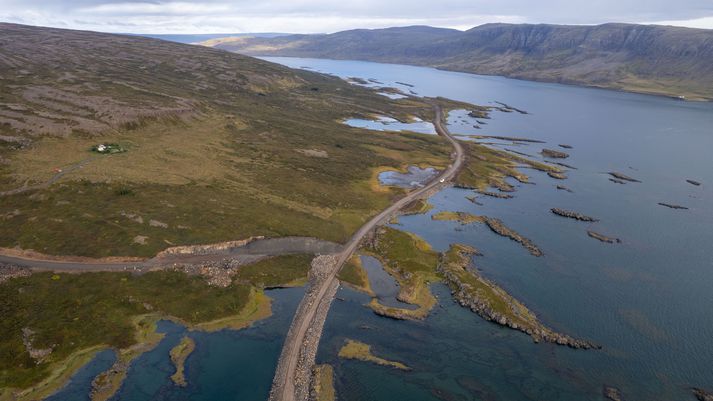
[
  {"left": 0, "top": 23, "right": 453, "bottom": 257},
  {"left": 208, "top": 23, "right": 713, "bottom": 100}
]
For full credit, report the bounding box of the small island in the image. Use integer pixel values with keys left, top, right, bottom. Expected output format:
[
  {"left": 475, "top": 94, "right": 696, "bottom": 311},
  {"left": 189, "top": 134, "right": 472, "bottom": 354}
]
[
  {"left": 588, "top": 231, "right": 621, "bottom": 244},
  {"left": 170, "top": 336, "right": 196, "bottom": 387},
  {"left": 541, "top": 148, "right": 570, "bottom": 159},
  {"left": 551, "top": 208, "right": 599, "bottom": 222},
  {"left": 338, "top": 339, "right": 410, "bottom": 370},
  {"left": 438, "top": 244, "right": 598, "bottom": 349}
]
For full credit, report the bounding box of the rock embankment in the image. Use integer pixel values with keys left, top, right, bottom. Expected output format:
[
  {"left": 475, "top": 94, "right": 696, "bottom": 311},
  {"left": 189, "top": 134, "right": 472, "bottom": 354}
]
[
  {"left": 587, "top": 231, "right": 621, "bottom": 244},
  {"left": 482, "top": 217, "right": 543, "bottom": 257},
  {"left": 551, "top": 208, "right": 599, "bottom": 222},
  {"left": 438, "top": 244, "right": 598, "bottom": 349},
  {"left": 268, "top": 255, "right": 340, "bottom": 401}
]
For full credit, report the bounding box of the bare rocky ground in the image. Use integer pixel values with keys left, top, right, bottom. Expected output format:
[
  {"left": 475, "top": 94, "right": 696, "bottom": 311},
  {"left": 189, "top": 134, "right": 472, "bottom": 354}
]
[{"left": 0, "top": 263, "right": 30, "bottom": 283}]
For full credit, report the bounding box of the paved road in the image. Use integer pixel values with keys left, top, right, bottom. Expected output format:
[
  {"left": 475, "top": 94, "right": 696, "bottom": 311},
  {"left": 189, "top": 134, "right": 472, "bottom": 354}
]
[{"left": 269, "top": 103, "right": 465, "bottom": 401}]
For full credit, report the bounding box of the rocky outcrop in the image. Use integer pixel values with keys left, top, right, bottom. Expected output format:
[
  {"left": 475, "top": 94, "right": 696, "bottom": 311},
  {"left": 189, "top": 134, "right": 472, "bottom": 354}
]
[
  {"left": 438, "top": 245, "right": 598, "bottom": 349},
  {"left": 587, "top": 231, "right": 621, "bottom": 244},
  {"left": 658, "top": 203, "right": 689, "bottom": 210},
  {"left": 687, "top": 179, "right": 702, "bottom": 186},
  {"left": 494, "top": 101, "right": 528, "bottom": 115},
  {"left": 551, "top": 208, "right": 599, "bottom": 222},
  {"left": 91, "top": 360, "right": 130, "bottom": 401},
  {"left": 548, "top": 171, "right": 567, "bottom": 180},
  {"left": 477, "top": 190, "right": 513, "bottom": 199},
  {"left": 541, "top": 149, "right": 569, "bottom": 159},
  {"left": 556, "top": 185, "right": 573, "bottom": 193},
  {"left": 0, "top": 263, "right": 30, "bottom": 283},
  {"left": 21, "top": 327, "right": 53, "bottom": 364},
  {"left": 693, "top": 388, "right": 713, "bottom": 401},
  {"left": 559, "top": 144, "right": 573, "bottom": 149},
  {"left": 603, "top": 386, "right": 624, "bottom": 401},
  {"left": 482, "top": 217, "right": 543, "bottom": 257},
  {"left": 156, "top": 237, "right": 262, "bottom": 257},
  {"left": 608, "top": 172, "right": 641, "bottom": 183}
]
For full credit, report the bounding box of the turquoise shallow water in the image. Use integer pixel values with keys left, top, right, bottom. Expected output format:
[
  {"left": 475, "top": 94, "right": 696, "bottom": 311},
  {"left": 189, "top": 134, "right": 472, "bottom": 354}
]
[{"left": 266, "top": 57, "right": 713, "bottom": 401}]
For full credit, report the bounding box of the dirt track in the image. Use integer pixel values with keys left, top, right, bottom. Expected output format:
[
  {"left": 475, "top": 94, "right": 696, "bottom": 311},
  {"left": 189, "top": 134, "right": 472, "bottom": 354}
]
[{"left": 268, "top": 103, "right": 464, "bottom": 401}]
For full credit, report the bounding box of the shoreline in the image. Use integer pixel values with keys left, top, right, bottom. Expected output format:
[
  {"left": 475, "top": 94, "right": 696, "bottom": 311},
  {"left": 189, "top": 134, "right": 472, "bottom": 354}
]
[{"left": 257, "top": 55, "right": 713, "bottom": 103}]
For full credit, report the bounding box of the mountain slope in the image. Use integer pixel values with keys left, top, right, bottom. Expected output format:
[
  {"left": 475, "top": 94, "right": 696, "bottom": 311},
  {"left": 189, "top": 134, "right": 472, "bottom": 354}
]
[
  {"left": 210, "top": 23, "right": 713, "bottom": 100},
  {"left": 0, "top": 23, "right": 453, "bottom": 257}
]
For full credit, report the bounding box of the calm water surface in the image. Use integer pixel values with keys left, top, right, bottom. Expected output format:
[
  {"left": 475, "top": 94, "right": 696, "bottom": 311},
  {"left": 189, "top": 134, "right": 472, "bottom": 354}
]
[
  {"left": 48, "top": 57, "right": 713, "bottom": 401},
  {"left": 267, "top": 57, "right": 713, "bottom": 401}
]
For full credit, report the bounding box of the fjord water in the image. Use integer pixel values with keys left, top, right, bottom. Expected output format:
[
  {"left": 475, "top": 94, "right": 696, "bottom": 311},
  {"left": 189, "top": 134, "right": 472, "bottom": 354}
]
[{"left": 267, "top": 57, "right": 713, "bottom": 401}]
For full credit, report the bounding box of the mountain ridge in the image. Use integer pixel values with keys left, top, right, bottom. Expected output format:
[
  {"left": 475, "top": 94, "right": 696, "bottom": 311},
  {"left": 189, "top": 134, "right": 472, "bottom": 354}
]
[{"left": 207, "top": 23, "right": 713, "bottom": 100}]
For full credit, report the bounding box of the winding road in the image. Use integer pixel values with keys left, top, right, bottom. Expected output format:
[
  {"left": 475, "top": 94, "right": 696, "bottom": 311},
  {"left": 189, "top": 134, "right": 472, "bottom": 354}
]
[{"left": 268, "top": 103, "right": 465, "bottom": 401}]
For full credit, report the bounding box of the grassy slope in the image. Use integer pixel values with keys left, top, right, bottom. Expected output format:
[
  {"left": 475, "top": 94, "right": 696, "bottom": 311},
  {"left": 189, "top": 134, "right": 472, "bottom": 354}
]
[{"left": 0, "top": 23, "right": 452, "bottom": 257}]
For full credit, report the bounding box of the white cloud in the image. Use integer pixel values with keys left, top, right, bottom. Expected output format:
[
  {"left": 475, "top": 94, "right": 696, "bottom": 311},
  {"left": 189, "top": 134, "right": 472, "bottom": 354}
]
[
  {"left": 1, "top": 0, "right": 712, "bottom": 33},
  {"left": 646, "top": 16, "right": 713, "bottom": 29}
]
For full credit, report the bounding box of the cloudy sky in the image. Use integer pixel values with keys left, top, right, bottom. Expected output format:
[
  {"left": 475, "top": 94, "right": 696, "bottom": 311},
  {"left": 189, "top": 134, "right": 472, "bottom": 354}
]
[{"left": 1, "top": 0, "right": 712, "bottom": 34}]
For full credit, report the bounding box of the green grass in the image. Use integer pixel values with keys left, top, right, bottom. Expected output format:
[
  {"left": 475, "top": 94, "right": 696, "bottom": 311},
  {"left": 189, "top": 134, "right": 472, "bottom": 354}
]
[
  {"left": 234, "top": 254, "right": 312, "bottom": 288},
  {"left": 366, "top": 226, "right": 438, "bottom": 276},
  {"left": 363, "top": 227, "right": 439, "bottom": 318},
  {"left": 455, "top": 142, "right": 560, "bottom": 191},
  {"left": 0, "top": 271, "right": 250, "bottom": 389},
  {"left": 432, "top": 211, "right": 484, "bottom": 224},
  {"left": 439, "top": 244, "right": 538, "bottom": 329},
  {"left": 337, "top": 255, "right": 371, "bottom": 294}
]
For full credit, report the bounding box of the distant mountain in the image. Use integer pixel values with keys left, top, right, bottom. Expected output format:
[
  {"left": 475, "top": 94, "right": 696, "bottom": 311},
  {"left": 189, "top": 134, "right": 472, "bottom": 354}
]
[
  {"left": 207, "top": 23, "right": 713, "bottom": 100},
  {"left": 131, "top": 32, "right": 288, "bottom": 44}
]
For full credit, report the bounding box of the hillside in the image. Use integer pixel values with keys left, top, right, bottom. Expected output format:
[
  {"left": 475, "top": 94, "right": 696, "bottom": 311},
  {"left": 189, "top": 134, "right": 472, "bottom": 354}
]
[
  {"left": 0, "top": 23, "right": 454, "bottom": 257},
  {"left": 209, "top": 23, "right": 713, "bottom": 100}
]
